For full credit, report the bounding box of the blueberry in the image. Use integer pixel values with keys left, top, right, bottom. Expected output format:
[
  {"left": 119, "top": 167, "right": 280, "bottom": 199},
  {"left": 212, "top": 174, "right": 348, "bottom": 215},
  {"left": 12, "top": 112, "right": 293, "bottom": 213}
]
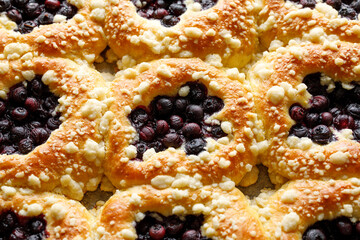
[
  {"left": 161, "top": 15, "right": 180, "bottom": 27},
  {"left": 153, "top": 8, "right": 168, "bottom": 19},
  {"left": 57, "top": 3, "right": 77, "bottom": 18},
  {"left": 169, "top": 115, "right": 184, "bottom": 130},
  {"left": 149, "top": 224, "right": 165, "bottom": 240},
  {"left": 155, "top": 120, "right": 169, "bottom": 136},
  {"left": 0, "top": 211, "right": 17, "bottom": 235},
  {"left": 25, "top": 97, "right": 40, "bottom": 112},
  {"left": 211, "top": 125, "right": 226, "bottom": 138},
  {"left": 163, "top": 133, "right": 183, "bottom": 148},
  {"left": 28, "top": 79, "right": 44, "bottom": 96},
  {"left": 311, "top": 125, "right": 332, "bottom": 145},
  {"left": 30, "top": 128, "right": 49, "bottom": 145},
  {"left": 18, "top": 138, "right": 34, "bottom": 154},
  {"left": 44, "top": 95, "right": 58, "bottom": 110},
  {"left": 135, "top": 142, "right": 148, "bottom": 158},
  {"left": 25, "top": 2, "right": 41, "bottom": 18},
  {"left": 305, "top": 113, "right": 320, "bottom": 128},
  {"left": 169, "top": 3, "right": 186, "bottom": 15},
  {"left": 37, "top": 12, "right": 54, "bottom": 25},
  {"left": 320, "top": 112, "right": 333, "bottom": 126},
  {"left": 186, "top": 105, "right": 204, "bottom": 122},
  {"left": 289, "top": 105, "right": 306, "bottom": 121},
  {"left": 185, "top": 138, "right": 205, "bottom": 154},
  {"left": 1, "top": 145, "right": 17, "bottom": 154},
  {"left": 303, "top": 228, "right": 326, "bottom": 240},
  {"left": 339, "top": 5, "right": 357, "bottom": 19},
  {"left": 130, "top": 107, "right": 149, "bottom": 128},
  {"left": 182, "top": 123, "right": 202, "bottom": 139},
  {"left": 28, "top": 219, "right": 46, "bottom": 234},
  {"left": 346, "top": 103, "right": 360, "bottom": 118},
  {"left": 11, "top": 126, "right": 28, "bottom": 142},
  {"left": 10, "top": 86, "right": 27, "bottom": 103},
  {"left": 19, "top": 20, "right": 38, "bottom": 34},
  {"left": 11, "top": 107, "right": 28, "bottom": 121},
  {"left": 202, "top": 96, "right": 224, "bottom": 113},
  {"left": 0, "top": 0, "right": 10, "bottom": 11},
  {"left": 334, "top": 114, "right": 355, "bottom": 130},
  {"left": 334, "top": 217, "right": 353, "bottom": 236},
  {"left": 156, "top": 97, "right": 173, "bottom": 116},
  {"left": 46, "top": 117, "right": 61, "bottom": 130},
  {"left": 139, "top": 126, "right": 155, "bottom": 142},
  {"left": 11, "top": 0, "right": 28, "bottom": 8},
  {"left": 299, "top": 0, "right": 316, "bottom": 8},
  {"left": 0, "top": 119, "right": 12, "bottom": 132},
  {"left": 187, "top": 82, "right": 207, "bottom": 102},
  {"left": 182, "top": 230, "right": 200, "bottom": 240},
  {"left": 326, "top": 0, "right": 341, "bottom": 9},
  {"left": 45, "top": 0, "right": 61, "bottom": 11},
  {"left": 166, "top": 215, "right": 184, "bottom": 235},
  {"left": 309, "top": 95, "right": 329, "bottom": 112},
  {"left": 289, "top": 124, "right": 309, "bottom": 138}
]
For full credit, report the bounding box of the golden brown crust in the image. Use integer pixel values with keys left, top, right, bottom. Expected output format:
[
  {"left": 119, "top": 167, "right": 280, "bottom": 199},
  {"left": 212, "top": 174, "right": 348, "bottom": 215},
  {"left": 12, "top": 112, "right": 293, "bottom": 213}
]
[
  {"left": 104, "top": 58, "right": 264, "bottom": 189},
  {"left": 105, "top": 0, "right": 257, "bottom": 68},
  {"left": 249, "top": 42, "right": 360, "bottom": 184},
  {"left": 0, "top": 0, "right": 106, "bottom": 62},
  {"left": 256, "top": 179, "right": 360, "bottom": 240},
  {"left": 259, "top": 0, "right": 360, "bottom": 48},
  {"left": 0, "top": 57, "right": 108, "bottom": 200},
  {"left": 0, "top": 187, "right": 94, "bottom": 240},
  {"left": 96, "top": 185, "right": 267, "bottom": 240}
]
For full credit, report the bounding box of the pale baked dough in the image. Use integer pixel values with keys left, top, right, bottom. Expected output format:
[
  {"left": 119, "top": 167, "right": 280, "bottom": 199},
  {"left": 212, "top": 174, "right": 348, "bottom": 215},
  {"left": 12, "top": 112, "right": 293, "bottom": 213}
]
[
  {"left": 0, "top": 187, "right": 94, "bottom": 239},
  {"left": 258, "top": 0, "right": 360, "bottom": 49},
  {"left": 0, "top": 0, "right": 107, "bottom": 63},
  {"left": 249, "top": 42, "right": 360, "bottom": 185},
  {"left": 104, "top": 58, "right": 266, "bottom": 189},
  {"left": 105, "top": 0, "right": 257, "bottom": 68},
  {"left": 254, "top": 179, "right": 360, "bottom": 239},
  {"left": 0, "top": 57, "right": 109, "bottom": 200},
  {"left": 95, "top": 185, "right": 267, "bottom": 240}
]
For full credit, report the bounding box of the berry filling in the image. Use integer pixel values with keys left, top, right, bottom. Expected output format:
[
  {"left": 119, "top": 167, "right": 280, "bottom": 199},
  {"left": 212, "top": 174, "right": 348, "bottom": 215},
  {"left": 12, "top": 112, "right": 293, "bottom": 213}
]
[
  {"left": 128, "top": 81, "right": 226, "bottom": 161},
  {"left": 288, "top": 0, "right": 360, "bottom": 20},
  {"left": 0, "top": 0, "right": 78, "bottom": 34},
  {"left": 136, "top": 212, "right": 211, "bottom": 240},
  {"left": 0, "top": 76, "right": 62, "bottom": 155},
  {"left": 289, "top": 72, "right": 360, "bottom": 145},
  {"left": 303, "top": 216, "right": 360, "bottom": 240},
  {"left": 0, "top": 210, "right": 49, "bottom": 240},
  {"left": 131, "top": 0, "right": 217, "bottom": 27}
]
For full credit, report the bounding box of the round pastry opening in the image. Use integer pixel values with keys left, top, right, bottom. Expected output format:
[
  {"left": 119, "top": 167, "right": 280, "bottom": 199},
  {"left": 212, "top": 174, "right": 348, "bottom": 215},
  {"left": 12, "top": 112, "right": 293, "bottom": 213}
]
[
  {"left": 131, "top": 0, "right": 218, "bottom": 27},
  {"left": 288, "top": 72, "right": 360, "bottom": 145},
  {"left": 0, "top": 76, "right": 62, "bottom": 155},
  {"left": 0, "top": 0, "right": 78, "bottom": 34},
  {"left": 303, "top": 216, "right": 360, "bottom": 240},
  {"left": 128, "top": 81, "right": 226, "bottom": 161},
  {"left": 287, "top": 0, "right": 359, "bottom": 20},
  {"left": 136, "top": 212, "right": 211, "bottom": 240},
  {"left": 0, "top": 210, "right": 49, "bottom": 239}
]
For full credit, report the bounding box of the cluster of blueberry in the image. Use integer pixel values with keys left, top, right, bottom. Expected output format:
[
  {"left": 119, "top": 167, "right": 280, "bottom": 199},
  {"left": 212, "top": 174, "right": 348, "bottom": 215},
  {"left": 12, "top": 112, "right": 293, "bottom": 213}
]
[
  {"left": 303, "top": 216, "right": 360, "bottom": 240},
  {"left": 128, "top": 82, "right": 226, "bottom": 160},
  {"left": 0, "top": 77, "right": 61, "bottom": 155},
  {"left": 0, "top": 0, "right": 77, "bottom": 34},
  {"left": 136, "top": 212, "right": 211, "bottom": 240},
  {"left": 131, "top": 0, "right": 217, "bottom": 27},
  {"left": 289, "top": 0, "right": 360, "bottom": 20},
  {"left": 0, "top": 210, "right": 48, "bottom": 240},
  {"left": 289, "top": 72, "right": 360, "bottom": 145}
]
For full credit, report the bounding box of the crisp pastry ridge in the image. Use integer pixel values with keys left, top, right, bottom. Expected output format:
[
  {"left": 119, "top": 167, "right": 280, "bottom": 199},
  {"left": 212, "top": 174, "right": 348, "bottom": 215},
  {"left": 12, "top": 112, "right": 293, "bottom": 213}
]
[
  {"left": 104, "top": 0, "right": 258, "bottom": 68},
  {"left": 104, "top": 58, "right": 266, "bottom": 190},
  {"left": 249, "top": 42, "right": 360, "bottom": 185},
  {"left": 254, "top": 179, "right": 360, "bottom": 240},
  {"left": 258, "top": 0, "right": 360, "bottom": 49},
  {"left": 0, "top": 186, "right": 94, "bottom": 239},
  {"left": 95, "top": 185, "right": 267, "bottom": 240},
  {"left": 0, "top": 0, "right": 107, "bottom": 63},
  {"left": 0, "top": 56, "right": 109, "bottom": 200}
]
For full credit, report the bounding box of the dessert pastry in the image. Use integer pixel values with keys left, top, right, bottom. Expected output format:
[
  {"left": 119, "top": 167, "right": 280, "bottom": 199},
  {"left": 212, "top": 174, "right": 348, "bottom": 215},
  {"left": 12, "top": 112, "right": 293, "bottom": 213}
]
[
  {"left": 250, "top": 42, "right": 360, "bottom": 185},
  {"left": 0, "top": 0, "right": 107, "bottom": 63},
  {"left": 95, "top": 185, "right": 267, "bottom": 239},
  {"left": 0, "top": 56, "right": 108, "bottom": 200},
  {"left": 255, "top": 179, "right": 360, "bottom": 239},
  {"left": 258, "top": 0, "right": 360, "bottom": 49},
  {"left": 104, "top": 58, "right": 266, "bottom": 189},
  {"left": 0, "top": 186, "right": 94, "bottom": 239},
  {"left": 104, "top": 0, "right": 257, "bottom": 68}
]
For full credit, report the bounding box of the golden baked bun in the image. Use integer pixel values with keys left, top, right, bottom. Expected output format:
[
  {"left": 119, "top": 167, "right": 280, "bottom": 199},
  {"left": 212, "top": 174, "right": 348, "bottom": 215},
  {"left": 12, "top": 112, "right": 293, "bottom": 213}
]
[
  {"left": 95, "top": 185, "right": 267, "bottom": 240},
  {"left": 0, "top": 57, "right": 109, "bottom": 200},
  {"left": 0, "top": 0, "right": 106, "bottom": 63},
  {"left": 0, "top": 186, "right": 94, "bottom": 239},
  {"left": 249, "top": 42, "right": 360, "bottom": 185},
  {"left": 255, "top": 179, "right": 360, "bottom": 240},
  {"left": 258, "top": 0, "right": 360, "bottom": 49},
  {"left": 105, "top": 0, "right": 257, "bottom": 68},
  {"left": 104, "top": 58, "right": 266, "bottom": 189}
]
